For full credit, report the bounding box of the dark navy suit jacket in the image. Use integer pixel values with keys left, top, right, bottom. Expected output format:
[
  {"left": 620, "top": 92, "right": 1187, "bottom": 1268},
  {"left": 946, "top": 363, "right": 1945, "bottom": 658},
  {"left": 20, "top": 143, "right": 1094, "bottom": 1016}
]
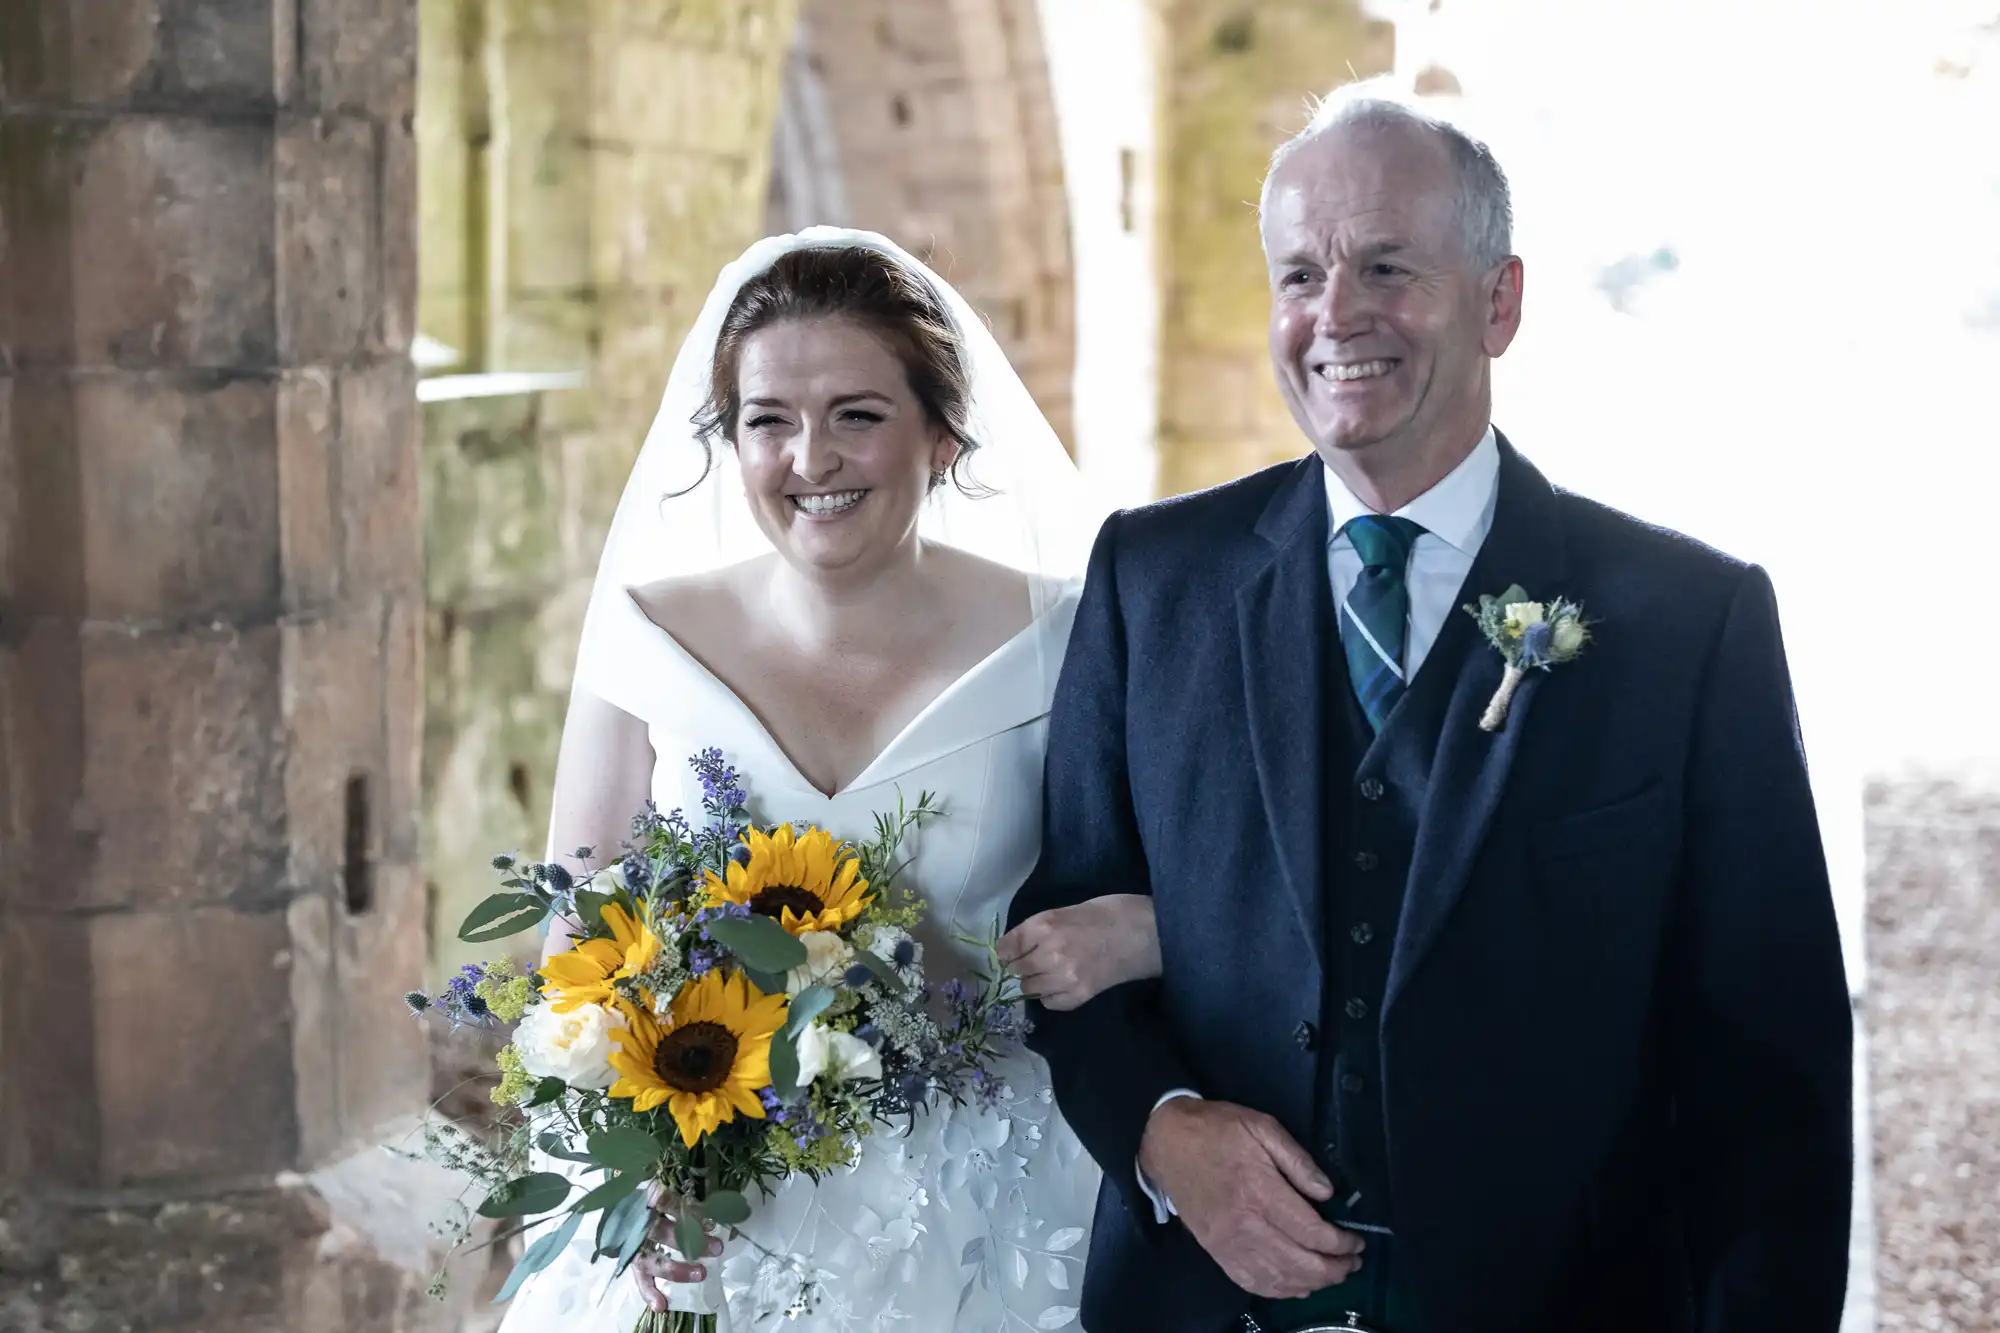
[{"left": 1009, "top": 439, "right": 1852, "bottom": 1333}]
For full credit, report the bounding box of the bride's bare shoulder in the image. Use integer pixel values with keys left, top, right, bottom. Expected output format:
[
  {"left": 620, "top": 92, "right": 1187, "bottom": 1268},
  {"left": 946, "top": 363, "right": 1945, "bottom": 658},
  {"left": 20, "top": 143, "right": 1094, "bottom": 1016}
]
[
  {"left": 628, "top": 559, "right": 771, "bottom": 649},
  {"left": 929, "top": 547, "right": 1072, "bottom": 635},
  {"left": 936, "top": 544, "right": 1080, "bottom": 608}
]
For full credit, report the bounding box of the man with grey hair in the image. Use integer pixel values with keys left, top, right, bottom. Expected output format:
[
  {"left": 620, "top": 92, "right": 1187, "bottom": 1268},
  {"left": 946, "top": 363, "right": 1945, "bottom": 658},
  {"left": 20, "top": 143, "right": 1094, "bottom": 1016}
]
[{"left": 1012, "top": 78, "right": 1852, "bottom": 1332}]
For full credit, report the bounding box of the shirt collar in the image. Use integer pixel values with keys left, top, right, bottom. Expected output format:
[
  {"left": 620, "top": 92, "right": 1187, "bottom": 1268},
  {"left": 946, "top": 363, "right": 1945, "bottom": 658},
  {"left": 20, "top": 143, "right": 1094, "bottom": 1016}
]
[{"left": 1323, "top": 424, "right": 1501, "bottom": 558}]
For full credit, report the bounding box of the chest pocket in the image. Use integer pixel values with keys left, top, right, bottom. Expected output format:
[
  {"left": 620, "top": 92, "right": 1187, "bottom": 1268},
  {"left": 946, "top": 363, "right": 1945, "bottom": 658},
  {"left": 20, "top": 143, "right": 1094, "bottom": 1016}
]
[{"left": 1528, "top": 780, "right": 1679, "bottom": 923}]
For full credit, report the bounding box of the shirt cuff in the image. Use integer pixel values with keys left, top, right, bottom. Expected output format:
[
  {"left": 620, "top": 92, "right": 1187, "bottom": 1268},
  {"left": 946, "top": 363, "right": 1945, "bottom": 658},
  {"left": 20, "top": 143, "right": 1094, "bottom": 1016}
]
[{"left": 1135, "top": 1088, "right": 1203, "bottom": 1223}]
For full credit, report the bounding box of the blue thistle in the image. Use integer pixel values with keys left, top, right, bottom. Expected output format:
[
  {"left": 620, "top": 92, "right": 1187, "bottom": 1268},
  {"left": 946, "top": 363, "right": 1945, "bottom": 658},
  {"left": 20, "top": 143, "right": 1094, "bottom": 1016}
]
[{"left": 1517, "top": 620, "right": 1554, "bottom": 669}]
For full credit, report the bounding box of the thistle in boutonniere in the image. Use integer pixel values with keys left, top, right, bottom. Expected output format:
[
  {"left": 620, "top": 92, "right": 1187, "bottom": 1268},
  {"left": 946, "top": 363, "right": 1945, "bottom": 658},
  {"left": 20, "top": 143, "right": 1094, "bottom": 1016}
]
[{"left": 1465, "top": 584, "right": 1590, "bottom": 732}]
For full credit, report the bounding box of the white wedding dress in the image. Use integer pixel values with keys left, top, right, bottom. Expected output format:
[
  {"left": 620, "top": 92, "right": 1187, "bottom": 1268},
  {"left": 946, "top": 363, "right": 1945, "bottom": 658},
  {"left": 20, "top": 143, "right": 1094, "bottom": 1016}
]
[{"left": 499, "top": 581, "right": 1102, "bottom": 1332}]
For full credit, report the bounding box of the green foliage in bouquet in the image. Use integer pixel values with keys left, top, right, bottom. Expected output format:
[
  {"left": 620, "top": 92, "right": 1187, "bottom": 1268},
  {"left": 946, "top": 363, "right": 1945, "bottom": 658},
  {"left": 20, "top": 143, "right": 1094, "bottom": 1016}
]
[{"left": 400, "top": 749, "right": 1030, "bottom": 1330}]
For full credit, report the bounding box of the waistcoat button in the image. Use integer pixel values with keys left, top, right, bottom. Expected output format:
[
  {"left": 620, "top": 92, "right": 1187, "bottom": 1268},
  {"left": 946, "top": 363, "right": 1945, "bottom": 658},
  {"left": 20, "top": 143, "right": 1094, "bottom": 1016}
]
[
  {"left": 1292, "top": 1021, "right": 1319, "bottom": 1052},
  {"left": 1358, "top": 777, "right": 1385, "bottom": 801},
  {"left": 1353, "top": 850, "right": 1379, "bottom": 871}
]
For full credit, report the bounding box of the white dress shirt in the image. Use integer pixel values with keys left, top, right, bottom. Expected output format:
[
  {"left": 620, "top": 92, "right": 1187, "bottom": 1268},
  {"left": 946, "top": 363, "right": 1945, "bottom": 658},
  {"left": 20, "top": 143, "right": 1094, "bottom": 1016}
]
[{"left": 1135, "top": 425, "right": 1503, "bottom": 1223}]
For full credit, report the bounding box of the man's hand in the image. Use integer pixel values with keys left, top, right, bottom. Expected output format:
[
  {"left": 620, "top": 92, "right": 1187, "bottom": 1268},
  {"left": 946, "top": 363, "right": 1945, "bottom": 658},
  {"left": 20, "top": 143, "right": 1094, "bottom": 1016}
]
[
  {"left": 998, "top": 894, "right": 1162, "bottom": 1011},
  {"left": 1138, "top": 1098, "right": 1365, "bottom": 1299}
]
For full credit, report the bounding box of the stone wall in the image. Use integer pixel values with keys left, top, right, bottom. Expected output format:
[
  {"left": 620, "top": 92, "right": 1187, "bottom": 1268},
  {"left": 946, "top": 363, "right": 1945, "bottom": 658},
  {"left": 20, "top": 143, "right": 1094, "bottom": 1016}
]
[
  {"left": 0, "top": 0, "right": 450, "bottom": 1328},
  {"left": 418, "top": 0, "right": 799, "bottom": 980},
  {"left": 1154, "top": 0, "right": 1393, "bottom": 496}
]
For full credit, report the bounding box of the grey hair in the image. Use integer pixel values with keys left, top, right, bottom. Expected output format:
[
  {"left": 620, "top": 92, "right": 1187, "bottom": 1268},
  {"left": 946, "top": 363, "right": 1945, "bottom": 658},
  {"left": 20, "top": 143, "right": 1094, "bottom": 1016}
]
[{"left": 1260, "top": 78, "right": 1513, "bottom": 271}]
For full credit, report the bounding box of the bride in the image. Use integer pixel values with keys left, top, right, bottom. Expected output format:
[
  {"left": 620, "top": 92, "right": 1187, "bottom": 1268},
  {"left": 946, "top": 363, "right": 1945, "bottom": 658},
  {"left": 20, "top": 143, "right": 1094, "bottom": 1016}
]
[{"left": 498, "top": 229, "right": 1159, "bottom": 1332}]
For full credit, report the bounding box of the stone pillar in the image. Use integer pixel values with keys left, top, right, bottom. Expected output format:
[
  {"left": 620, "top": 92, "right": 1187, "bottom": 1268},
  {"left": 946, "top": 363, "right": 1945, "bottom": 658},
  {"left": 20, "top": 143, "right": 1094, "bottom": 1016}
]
[
  {"left": 0, "top": 1, "right": 444, "bottom": 1329},
  {"left": 1154, "top": 0, "right": 1394, "bottom": 496},
  {"left": 420, "top": 0, "right": 799, "bottom": 982}
]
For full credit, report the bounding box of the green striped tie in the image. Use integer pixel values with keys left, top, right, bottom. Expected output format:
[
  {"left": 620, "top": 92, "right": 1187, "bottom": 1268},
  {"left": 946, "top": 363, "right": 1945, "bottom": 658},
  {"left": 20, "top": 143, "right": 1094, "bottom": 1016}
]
[{"left": 1339, "top": 515, "right": 1425, "bottom": 732}]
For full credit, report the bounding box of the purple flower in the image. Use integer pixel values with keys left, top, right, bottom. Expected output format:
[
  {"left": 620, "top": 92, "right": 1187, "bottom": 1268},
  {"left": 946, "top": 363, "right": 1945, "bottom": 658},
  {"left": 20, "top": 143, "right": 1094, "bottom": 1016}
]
[
  {"left": 688, "top": 943, "right": 725, "bottom": 977},
  {"left": 620, "top": 854, "right": 653, "bottom": 891},
  {"left": 939, "top": 979, "right": 973, "bottom": 1008},
  {"left": 1518, "top": 620, "right": 1555, "bottom": 669},
  {"left": 690, "top": 748, "right": 749, "bottom": 820},
  {"left": 987, "top": 1003, "right": 1027, "bottom": 1041}
]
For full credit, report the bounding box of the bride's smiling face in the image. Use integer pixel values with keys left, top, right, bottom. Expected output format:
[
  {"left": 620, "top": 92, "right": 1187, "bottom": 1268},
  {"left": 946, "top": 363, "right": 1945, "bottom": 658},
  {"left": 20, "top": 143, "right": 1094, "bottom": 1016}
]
[{"left": 734, "top": 315, "right": 959, "bottom": 576}]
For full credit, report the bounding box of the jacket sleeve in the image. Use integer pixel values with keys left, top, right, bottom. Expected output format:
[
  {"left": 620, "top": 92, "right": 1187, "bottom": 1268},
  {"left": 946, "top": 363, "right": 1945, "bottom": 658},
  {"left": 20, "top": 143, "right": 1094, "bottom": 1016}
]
[
  {"left": 1008, "top": 513, "right": 1197, "bottom": 1224},
  {"left": 1669, "top": 563, "right": 1854, "bottom": 1331}
]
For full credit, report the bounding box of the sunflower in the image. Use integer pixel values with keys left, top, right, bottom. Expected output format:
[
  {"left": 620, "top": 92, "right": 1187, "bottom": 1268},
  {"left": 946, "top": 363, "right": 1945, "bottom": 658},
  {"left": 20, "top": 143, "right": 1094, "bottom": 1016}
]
[
  {"left": 701, "top": 824, "right": 872, "bottom": 936},
  {"left": 538, "top": 902, "right": 661, "bottom": 1013},
  {"left": 608, "top": 969, "right": 788, "bottom": 1147}
]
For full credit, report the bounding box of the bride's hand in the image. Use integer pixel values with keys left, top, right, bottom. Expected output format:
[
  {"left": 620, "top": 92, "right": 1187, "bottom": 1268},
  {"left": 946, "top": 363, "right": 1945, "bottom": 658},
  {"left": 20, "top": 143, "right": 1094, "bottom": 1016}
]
[
  {"left": 630, "top": 1185, "right": 723, "bottom": 1313},
  {"left": 998, "top": 894, "right": 1160, "bottom": 1011}
]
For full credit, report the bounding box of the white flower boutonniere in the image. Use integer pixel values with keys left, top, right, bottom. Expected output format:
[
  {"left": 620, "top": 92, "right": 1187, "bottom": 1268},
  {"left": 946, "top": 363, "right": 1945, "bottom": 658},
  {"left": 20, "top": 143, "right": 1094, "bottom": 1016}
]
[{"left": 1464, "top": 583, "right": 1590, "bottom": 731}]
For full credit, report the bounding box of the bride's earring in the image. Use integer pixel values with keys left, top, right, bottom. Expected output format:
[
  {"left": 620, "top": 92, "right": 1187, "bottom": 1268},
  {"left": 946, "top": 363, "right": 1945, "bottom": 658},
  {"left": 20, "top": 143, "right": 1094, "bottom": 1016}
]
[{"left": 928, "top": 467, "right": 948, "bottom": 492}]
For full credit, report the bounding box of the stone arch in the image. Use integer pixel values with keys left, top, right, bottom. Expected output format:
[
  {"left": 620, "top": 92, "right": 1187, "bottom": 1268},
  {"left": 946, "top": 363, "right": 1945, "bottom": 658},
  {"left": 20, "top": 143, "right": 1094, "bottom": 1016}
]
[{"left": 766, "top": 0, "right": 1078, "bottom": 446}]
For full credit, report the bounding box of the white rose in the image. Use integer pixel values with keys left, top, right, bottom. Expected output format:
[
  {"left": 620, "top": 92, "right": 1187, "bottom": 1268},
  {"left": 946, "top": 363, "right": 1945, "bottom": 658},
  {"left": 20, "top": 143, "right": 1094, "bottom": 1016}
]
[
  {"left": 514, "top": 1001, "right": 625, "bottom": 1091},
  {"left": 1504, "top": 601, "right": 1546, "bottom": 629},
  {"left": 794, "top": 1022, "right": 883, "bottom": 1087},
  {"left": 1551, "top": 617, "right": 1587, "bottom": 657},
  {"left": 786, "top": 930, "right": 853, "bottom": 995}
]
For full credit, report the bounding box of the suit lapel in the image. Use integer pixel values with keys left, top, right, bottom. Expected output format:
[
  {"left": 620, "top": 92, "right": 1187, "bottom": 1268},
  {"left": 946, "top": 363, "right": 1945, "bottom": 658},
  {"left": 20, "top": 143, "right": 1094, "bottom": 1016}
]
[
  {"left": 1236, "top": 459, "right": 1337, "bottom": 967},
  {"left": 1386, "top": 437, "right": 1571, "bottom": 1015}
]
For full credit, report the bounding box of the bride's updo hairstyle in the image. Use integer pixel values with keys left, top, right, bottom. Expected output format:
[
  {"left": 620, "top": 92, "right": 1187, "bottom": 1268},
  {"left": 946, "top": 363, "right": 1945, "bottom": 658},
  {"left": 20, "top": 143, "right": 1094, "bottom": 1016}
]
[{"left": 689, "top": 244, "right": 984, "bottom": 494}]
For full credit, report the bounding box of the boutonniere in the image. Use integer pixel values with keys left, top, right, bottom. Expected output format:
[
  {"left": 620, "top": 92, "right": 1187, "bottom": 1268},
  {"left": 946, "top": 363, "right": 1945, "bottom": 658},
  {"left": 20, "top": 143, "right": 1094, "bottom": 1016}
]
[{"left": 1464, "top": 584, "right": 1590, "bottom": 731}]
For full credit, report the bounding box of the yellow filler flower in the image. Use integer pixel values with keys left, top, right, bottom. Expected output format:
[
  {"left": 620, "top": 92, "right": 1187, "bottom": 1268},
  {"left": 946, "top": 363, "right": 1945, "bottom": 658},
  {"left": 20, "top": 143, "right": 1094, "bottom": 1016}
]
[
  {"left": 608, "top": 970, "right": 788, "bottom": 1147},
  {"left": 702, "top": 825, "right": 872, "bottom": 937}
]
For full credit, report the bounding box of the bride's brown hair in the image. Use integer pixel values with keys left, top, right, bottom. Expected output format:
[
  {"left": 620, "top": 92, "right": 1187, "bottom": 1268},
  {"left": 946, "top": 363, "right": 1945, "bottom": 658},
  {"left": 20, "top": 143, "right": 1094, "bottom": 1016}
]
[{"left": 687, "top": 245, "right": 985, "bottom": 495}]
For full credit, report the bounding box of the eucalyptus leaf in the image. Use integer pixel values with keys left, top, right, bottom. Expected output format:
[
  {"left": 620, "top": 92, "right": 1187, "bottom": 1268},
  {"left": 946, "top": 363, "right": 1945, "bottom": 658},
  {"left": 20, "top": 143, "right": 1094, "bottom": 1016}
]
[
  {"left": 573, "top": 1169, "right": 644, "bottom": 1216},
  {"left": 573, "top": 890, "right": 616, "bottom": 931},
  {"left": 587, "top": 1126, "right": 666, "bottom": 1176},
  {"left": 476, "top": 1172, "right": 572, "bottom": 1219},
  {"left": 769, "top": 1029, "right": 803, "bottom": 1103},
  {"left": 743, "top": 965, "right": 789, "bottom": 996},
  {"left": 674, "top": 1207, "right": 706, "bottom": 1263},
  {"left": 703, "top": 915, "right": 808, "bottom": 972},
  {"left": 493, "top": 1210, "right": 582, "bottom": 1303},
  {"left": 534, "top": 1131, "right": 598, "bottom": 1165},
  {"left": 459, "top": 893, "right": 548, "bottom": 943},
  {"left": 703, "top": 1189, "right": 751, "bottom": 1226},
  {"left": 525, "top": 1076, "right": 567, "bottom": 1109},
  {"left": 784, "top": 984, "right": 835, "bottom": 1038},
  {"left": 609, "top": 1188, "right": 655, "bottom": 1275},
  {"left": 595, "top": 1183, "right": 650, "bottom": 1257}
]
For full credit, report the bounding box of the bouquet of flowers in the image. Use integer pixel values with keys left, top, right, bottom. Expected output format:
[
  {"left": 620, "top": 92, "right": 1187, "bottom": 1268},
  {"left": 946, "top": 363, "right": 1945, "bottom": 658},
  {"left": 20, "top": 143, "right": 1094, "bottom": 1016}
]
[{"left": 405, "top": 749, "right": 1027, "bottom": 1332}]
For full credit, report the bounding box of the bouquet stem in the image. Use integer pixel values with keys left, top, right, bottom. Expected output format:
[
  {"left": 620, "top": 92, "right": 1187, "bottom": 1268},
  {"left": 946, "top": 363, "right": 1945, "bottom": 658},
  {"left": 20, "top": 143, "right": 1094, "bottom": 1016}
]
[{"left": 634, "top": 1312, "right": 716, "bottom": 1333}]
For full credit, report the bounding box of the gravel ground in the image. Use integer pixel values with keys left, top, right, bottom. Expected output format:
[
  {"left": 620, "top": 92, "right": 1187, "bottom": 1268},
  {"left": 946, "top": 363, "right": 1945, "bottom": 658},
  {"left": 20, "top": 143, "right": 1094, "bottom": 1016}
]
[{"left": 1867, "top": 777, "right": 2000, "bottom": 1331}]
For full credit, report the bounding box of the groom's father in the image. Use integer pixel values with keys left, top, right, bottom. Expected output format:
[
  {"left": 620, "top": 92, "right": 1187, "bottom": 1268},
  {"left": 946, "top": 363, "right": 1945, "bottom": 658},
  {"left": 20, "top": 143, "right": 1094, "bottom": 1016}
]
[{"left": 1010, "top": 82, "right": 1851, "bottom": 1333}]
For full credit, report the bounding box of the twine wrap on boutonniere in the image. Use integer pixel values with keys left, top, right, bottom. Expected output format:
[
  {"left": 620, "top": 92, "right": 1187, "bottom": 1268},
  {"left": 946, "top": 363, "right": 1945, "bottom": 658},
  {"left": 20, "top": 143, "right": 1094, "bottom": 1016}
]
[{"left": 1464, "top": 584, "right": 1590, "bottom": 731}]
